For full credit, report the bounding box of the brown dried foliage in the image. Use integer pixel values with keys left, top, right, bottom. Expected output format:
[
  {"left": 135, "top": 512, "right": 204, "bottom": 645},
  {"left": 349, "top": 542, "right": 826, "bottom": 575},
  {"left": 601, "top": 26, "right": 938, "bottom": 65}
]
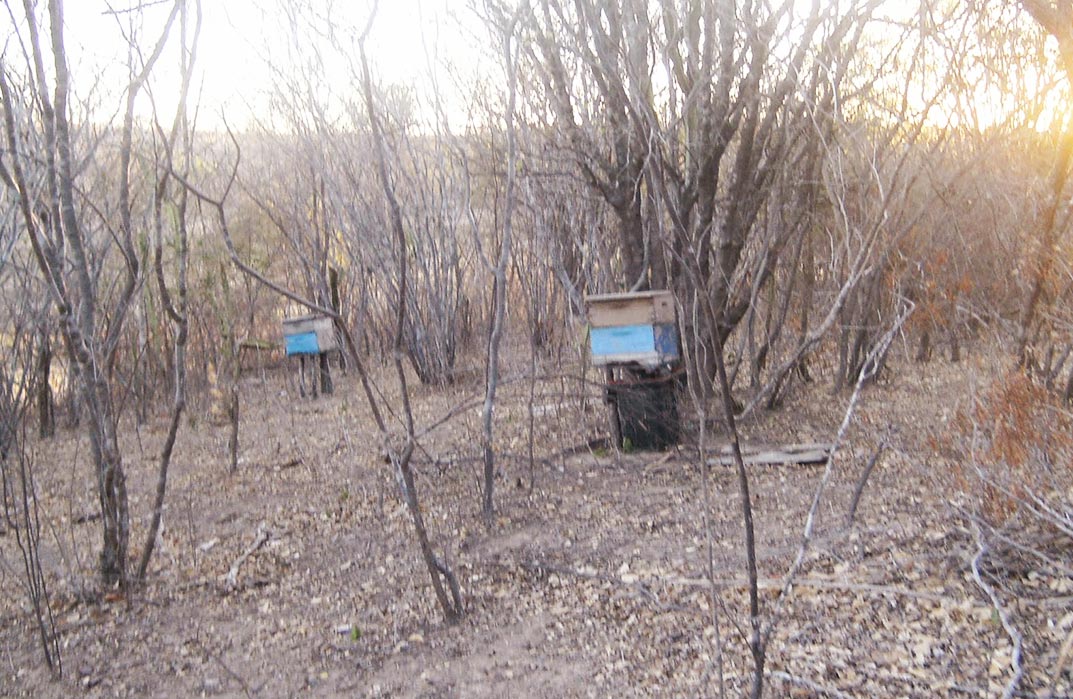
[{"left": 942, "top": 371, "right": 1073, "bottom": 526}]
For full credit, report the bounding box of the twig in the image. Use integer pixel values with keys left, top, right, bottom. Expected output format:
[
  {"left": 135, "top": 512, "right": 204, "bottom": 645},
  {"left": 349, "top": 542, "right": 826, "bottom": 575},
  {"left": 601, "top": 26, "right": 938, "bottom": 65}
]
[
  {"left": 505, "top": 558, "right": 952, "bottom": 607},
  {"left": 845, "top": 443, "right": 884, "bottom": 527},
  {"left": 771, "top": 670, "right": 854, "bottom": 699},
  {"left": 668, "top": 575, "right": 953, "bottom": 603},
  {"left": 511, "top": 559, "right": 674, "bottom": 610},
  {"left": 192, "top": 638, "right": 257, "bottom": 698},
  {"left": 712, "top": 298, "right": 765, "bottom": 698},
  {"left": 1044, "top": 624, "right": 1073, "bottom": 699},
  {"left": 970, "top": 522, "right": 1024, "bottom": 699},
  {"left": 696, "top": 404, "right": 727, "bottom": 699},
  {"left": 223, "top": 522, "right": 269, "bottom": 590},
  {"left": 766, "top": 302, "right": 913, "bottom": 638}
]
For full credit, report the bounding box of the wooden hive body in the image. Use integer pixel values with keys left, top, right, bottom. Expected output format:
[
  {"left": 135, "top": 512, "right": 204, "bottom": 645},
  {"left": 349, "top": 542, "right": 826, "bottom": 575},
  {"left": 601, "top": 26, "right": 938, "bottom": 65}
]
[
  {"left": 585, "top": 291, "right": 679, "bottom": 368},
  {"left": 282, "top": 315, "right": 338, "bottom": 356}
]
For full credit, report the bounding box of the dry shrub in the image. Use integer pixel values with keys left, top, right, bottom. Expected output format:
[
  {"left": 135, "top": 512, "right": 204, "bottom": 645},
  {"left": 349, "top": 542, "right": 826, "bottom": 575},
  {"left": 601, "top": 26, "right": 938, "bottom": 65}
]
[{"left": 944, "top": 370, "right": 1073, "bottom": 529}]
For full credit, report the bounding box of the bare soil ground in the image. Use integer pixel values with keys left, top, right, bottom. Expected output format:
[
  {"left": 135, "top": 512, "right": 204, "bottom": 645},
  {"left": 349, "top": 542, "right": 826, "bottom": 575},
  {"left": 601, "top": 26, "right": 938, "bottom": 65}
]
[{"left": 2, "top": 346, "right": 1070, "bottom": 697}]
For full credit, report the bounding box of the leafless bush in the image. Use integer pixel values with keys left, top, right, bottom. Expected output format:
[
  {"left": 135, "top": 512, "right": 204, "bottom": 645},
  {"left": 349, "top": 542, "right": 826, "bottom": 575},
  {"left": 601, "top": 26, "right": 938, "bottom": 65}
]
[
  {"left": 941, "top": 370, "right": 1073, "bottom": 697},
  {"left": 0, "top": 324, "right": 61, "bottom": 676}
]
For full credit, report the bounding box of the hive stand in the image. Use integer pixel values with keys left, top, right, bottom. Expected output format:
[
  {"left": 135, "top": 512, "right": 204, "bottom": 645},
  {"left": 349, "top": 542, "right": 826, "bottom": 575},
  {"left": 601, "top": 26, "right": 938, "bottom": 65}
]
[
  {"left": 586, "top": 291, "right": 682, "bottom": 450},
  {"left": 282, "top": 314, "right": 338, "bottom": 398}
]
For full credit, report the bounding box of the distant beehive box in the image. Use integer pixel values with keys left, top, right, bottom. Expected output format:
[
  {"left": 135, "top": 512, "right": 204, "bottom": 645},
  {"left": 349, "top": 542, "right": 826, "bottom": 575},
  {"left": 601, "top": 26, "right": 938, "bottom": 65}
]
[
  {"left": 282, "top": 314, "right": 338, "bottom": 356},
  {"left": 586, "top": 291, "right": 679, "bottom": 367}
]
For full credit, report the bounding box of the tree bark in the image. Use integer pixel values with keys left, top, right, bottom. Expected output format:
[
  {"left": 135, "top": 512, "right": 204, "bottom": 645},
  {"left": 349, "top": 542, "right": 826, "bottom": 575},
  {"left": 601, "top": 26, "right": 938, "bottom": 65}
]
[
  {"left": 35, "top": 329, "right": 54, "bottom": 439},
  {"left": 480, "top": 7, "right": 521, "bottom": 518},
  {"left": 358, "top": 10, "right": 462, "bottom": 621}
]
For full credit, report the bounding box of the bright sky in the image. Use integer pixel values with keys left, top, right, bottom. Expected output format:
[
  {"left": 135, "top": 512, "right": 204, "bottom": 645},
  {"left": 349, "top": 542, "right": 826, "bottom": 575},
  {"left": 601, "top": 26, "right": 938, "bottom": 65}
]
[
  {"left": 55, "top": 1, "right": 489, "bottom": 130},
  {"left": 10, "top": 1, "right": 1063, "bottom": 134}
]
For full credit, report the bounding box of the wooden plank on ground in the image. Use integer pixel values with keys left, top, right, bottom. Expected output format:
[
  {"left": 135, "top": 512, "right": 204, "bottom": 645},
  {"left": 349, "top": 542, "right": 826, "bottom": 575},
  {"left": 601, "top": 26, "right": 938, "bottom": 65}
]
[{"left": 707, "top": 442, "right": 831, "bottom": 466}]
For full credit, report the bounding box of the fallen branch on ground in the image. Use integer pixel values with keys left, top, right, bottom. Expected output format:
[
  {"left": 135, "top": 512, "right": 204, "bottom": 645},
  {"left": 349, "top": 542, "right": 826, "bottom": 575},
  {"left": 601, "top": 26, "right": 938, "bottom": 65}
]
[
  {"left": 493, "top": 558, "right": 955, "bottom": 605},
  {"left": 505, "top": 558, "right": 673, "bottom": 610},
  {"left": 224, "top": 522, "right": 269, "bottom": 590},
  {"left": 970, "top": 522, "right": 1024, "bottom": 699},
  {"left": 771, "top": 670, "right": 855, "bottom": 699},
  {"left": 668, "top": 574, "right": 953, "bottom": 603}
]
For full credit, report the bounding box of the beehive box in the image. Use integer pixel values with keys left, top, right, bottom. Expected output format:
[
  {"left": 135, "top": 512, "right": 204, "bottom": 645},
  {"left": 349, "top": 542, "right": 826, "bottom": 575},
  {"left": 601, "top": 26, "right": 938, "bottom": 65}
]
[
  {"left": 282, "top": 314, "right": 338, "bottom": 356},
  {"left": 586, "top": 291, "right": 679, "bottom": 367}
]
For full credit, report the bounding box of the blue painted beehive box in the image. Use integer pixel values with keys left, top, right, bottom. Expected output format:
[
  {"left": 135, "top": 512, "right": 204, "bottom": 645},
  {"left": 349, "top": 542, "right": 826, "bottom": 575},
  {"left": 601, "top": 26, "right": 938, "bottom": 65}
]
[
  {"left": 586, "top": 291, "right": 679, "bottom": 368},
  {"left": 282, "top": 315, "right": 337, "bottom": 356}
]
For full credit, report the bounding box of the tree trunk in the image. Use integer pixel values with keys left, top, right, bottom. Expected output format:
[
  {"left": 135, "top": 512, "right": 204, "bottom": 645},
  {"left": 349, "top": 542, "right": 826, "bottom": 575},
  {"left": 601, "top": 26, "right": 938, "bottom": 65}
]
[
  {"left": 228, "top": 340, "right": 240, "bottom": 473},
  {"left": 916, "top": 329, "right": 931, "bottom": 363},
  {"left": 96, "top": 425, "right": 130, "bottom": 587},
  {"left": 358, "top": 19, "right": 462, "bottom": 621},
  {"left": 318, "top": 353, "right": 333, "bottom": 395},
  {"left": 329, "top": 266, "right": 347, "bottom": 373},
  {"left": 480, "top": 8, "right": 521, "bottom": 518},
  {"left": 36, "top": 331, "right": 54, "bottom": 440}
]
